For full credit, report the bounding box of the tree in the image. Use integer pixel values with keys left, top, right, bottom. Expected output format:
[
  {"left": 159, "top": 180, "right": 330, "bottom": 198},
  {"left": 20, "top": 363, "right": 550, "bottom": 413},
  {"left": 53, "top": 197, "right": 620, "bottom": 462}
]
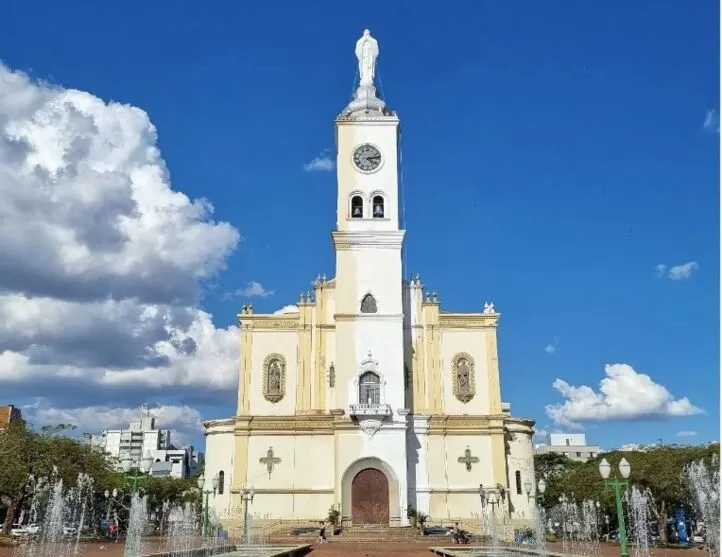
[
  {"left": 0, "top": 421, "right": 119, "bottom": 535},
  {"left": 534, "top": 453, "right": 580, "bottom": 482},
  {"left": 534, "top": 444, "right": 720, "bottom": 544}
]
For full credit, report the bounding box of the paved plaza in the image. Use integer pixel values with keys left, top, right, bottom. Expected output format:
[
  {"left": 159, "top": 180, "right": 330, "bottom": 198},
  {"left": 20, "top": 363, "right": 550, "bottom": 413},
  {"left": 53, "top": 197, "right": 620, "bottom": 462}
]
[{"left": 0, "top": 540, "right": 707, "bottom": 557}]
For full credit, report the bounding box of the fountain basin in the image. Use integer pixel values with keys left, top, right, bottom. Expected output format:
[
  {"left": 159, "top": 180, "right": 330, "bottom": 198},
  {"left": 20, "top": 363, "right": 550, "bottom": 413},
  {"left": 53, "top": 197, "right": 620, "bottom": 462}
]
[
  {"left": 431, "top": 547, "right": 583, "bottom": 557},
  {"left": 139, "top": 544, "right": 311, "bottom": 557}
]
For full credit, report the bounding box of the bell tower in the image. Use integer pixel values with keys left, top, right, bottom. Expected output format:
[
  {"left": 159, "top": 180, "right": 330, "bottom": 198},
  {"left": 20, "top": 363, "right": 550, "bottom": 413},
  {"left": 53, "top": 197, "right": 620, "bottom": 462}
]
[{"left": 331, "top": 29, "right": 406, "bottom": 417}]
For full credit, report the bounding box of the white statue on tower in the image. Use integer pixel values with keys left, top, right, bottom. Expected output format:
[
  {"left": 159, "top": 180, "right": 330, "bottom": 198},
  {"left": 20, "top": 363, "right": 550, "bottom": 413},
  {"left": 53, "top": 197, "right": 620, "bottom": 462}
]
[{"left": 355, "top": 29, "right": 379, "bottom": 88}]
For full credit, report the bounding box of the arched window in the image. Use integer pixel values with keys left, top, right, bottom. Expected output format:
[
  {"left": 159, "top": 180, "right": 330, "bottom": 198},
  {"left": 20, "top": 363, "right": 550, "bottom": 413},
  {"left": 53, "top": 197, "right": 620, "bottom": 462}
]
[
  {"left": 351, "top": 195, "right": 364, "bottom": 218},
  {"left": 359, "top": 371, "right": 381, "bottom": 405},
  {"left": 372, "top": 195, "right": 385, "bottom": 218},
  {"left": 218, "top": 470, "right": 225, "bottom": 494},
  {"left": 360, "top": 293, "right": 377, "bottom": 313},
  {"left": 515, "top": 470, "right": 522, "bottom": 495}
]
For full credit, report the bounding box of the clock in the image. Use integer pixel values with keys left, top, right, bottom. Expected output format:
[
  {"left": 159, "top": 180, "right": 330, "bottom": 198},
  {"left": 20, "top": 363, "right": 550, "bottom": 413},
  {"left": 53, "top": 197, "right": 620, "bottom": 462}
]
[{"left": 353, "top": 144, "right": 382, "bottom": 173}]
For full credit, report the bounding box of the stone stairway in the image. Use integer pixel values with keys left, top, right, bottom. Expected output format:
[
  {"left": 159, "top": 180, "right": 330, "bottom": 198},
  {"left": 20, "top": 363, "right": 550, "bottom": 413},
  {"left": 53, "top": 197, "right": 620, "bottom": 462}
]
[{"left": 268, "top": 525, "right": 448, "bottom": 544}]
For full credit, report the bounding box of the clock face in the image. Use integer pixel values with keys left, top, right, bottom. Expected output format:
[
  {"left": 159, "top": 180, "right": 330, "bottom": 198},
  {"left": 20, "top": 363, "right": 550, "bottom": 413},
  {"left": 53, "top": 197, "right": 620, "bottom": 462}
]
[{"left": 353, "top": 144, "right": 382, "bottom": 173}]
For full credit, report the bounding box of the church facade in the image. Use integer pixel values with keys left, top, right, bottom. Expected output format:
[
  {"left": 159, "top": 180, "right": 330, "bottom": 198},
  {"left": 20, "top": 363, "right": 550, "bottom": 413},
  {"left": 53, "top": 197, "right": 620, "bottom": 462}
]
[{"left": 204, "top": 30, "right": 536, "bottom": 530}]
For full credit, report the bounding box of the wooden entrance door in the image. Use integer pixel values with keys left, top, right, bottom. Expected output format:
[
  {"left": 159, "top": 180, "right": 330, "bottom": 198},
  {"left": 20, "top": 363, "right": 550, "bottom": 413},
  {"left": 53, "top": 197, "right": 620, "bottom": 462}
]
[{"left": 351, "top": 468, "right": 389, "bottom": 525}]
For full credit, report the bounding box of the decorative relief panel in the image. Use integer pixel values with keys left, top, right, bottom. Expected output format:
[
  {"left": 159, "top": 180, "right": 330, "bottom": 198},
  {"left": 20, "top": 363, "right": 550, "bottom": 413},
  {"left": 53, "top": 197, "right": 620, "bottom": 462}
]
[
  {"left": 451, "top": 352, "right": 476, "bottom": 403},
  {"left": 262, "top": 353, "right": 286, "bottom": 403}
]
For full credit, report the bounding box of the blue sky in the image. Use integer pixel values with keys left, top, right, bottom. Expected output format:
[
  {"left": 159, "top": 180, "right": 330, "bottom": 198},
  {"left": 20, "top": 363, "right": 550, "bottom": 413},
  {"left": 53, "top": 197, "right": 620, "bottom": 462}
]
[{"left": 0, "top": 0, "right": 718, "bottom": 450}]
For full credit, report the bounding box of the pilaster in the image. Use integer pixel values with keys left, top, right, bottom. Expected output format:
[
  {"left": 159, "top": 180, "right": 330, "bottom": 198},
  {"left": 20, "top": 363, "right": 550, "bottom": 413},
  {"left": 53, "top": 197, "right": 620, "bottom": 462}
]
[
  {"left": 231, "top": 417, "right": 251, "bottom": 507},
  {"left": 313, "top": 282, "right": 328, "bottom": 411},
  {"left": 236, "top": 305, "right": 254, "bottom": 415},
  {"left": 485, "top": 320, "right": 502, "bottom": 414},
  {"left": 296, "top": 295, "right": 314, "bottom": 412},
  {"left": 422, "top": 295, "right": 442, "bottom": 413}
]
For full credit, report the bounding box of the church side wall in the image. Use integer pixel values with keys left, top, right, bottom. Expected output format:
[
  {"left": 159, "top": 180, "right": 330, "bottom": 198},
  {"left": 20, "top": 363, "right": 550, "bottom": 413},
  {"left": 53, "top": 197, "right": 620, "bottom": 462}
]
[
  {"left": 438, "top": 329, "right": 491, "bottom": 414},
  {"left": 505, "top": 422, "right": 536, "bottom": 520},
  {"left": 246, "top": 433, "right": 334, "bottom": 520},
  {"left": 248, "top": 330, "right": 299, "bottom": 415},
  {"left": 426, "top": 433, "right": 495, "bottom": 520},
  {"left": 204, "top": 423, "right": 235, "bottom": 520}
]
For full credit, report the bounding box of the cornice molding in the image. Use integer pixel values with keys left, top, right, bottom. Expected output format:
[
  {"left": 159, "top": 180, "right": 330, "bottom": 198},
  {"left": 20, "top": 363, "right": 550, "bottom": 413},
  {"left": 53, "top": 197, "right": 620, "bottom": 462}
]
[
  {"left": 439, "top": 313, "right": 500, "bottom": 329},
  {"left": 334, "top": 313, "right": 403, "bottom": 322},
  {"left": 332, "top": 230, "right": 405, "bottom": 250},
  {"left": 427, "top": 414, "right": 506, "bottom": 435},
  {"left": 235, "top": 314, "right": 301, "bottom": 330},
  {"left": 335, "top": 115, "right": 399, "bottom": 125}
]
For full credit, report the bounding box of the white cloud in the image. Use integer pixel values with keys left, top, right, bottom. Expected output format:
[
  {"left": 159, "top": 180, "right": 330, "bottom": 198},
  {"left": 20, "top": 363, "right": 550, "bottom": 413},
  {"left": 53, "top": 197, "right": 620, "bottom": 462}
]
[
  {"left": 545, "top": 363, "right": 703, "bottom": 429},
  {"left": 0, "top": 63, "right": 242, "bottom": 416},
  {"left": 225, "top": 281, "right": 274, "bottom": 299},
  {"left": 303, "top": 150, "right": 334, "bottom": 172},
  {"left": 676, "top": 430, "right": 698, "bottom": 438},
  {"left": 273, "top": 304, "right": 299, "bottom": 314},
  {"left": 544, "top": 337, "right": 558, "bottom": 354},
  {"left": 655, "top": 261, "right": 698, "bottom": 280},
  {"left": 703, "top": 109, "right": 720, "bottom": 133},
  {"left": 24, "top": 400, "right": 203, "bottom": 448},
  {"left": 668, "top": 261, "right": 699, "bottom": 280}
]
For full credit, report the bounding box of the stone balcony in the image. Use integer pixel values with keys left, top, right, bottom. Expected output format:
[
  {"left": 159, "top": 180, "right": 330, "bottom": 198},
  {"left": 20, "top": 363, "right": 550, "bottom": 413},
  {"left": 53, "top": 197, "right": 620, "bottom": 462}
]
[{"left": 349, "top": 403, "right": 392, "bottom": 417}]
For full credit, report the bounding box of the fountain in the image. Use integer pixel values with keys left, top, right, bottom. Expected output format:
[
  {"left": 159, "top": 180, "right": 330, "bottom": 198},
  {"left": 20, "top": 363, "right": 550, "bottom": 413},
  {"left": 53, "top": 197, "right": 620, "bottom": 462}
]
[
  {"left": 162, "top": 502, "right": 200, "bottom": 554},
  {"left": 683, "top": 457, "right": 720, "bottom": 557},
  {"left": 13, "top": 469, "right": 96, "bottom": 557},
  {"left": 627, "top": 486, "right": 654, "bottom": 557},
  {"left": 124, "top": 493, "right": 149, "bottom": 557},
  {"left": 531, "top": 504, "right": 547, "bottom": 552}
]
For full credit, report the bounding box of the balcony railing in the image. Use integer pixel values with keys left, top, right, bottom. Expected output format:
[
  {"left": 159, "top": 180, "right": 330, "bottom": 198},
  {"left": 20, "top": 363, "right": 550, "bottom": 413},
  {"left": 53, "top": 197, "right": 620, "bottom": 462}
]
[{"left": 349, "top": 403, "right": 392, "bottom": 417}]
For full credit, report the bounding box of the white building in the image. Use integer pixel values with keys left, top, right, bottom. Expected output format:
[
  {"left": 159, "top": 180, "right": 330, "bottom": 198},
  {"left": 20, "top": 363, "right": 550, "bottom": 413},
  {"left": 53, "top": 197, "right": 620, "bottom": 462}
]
[
  {"left": 203, "top": 29, "right": 536, "bottom": 532},
  {"left": 534, "top": 433, "right": 601, "bottom": 462},
  {"left": 91, "top": 415, "right": 203, "bottom": 479}
]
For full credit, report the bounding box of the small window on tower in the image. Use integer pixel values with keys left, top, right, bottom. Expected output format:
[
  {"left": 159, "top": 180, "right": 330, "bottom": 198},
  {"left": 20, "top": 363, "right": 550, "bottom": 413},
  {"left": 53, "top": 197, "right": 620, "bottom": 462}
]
[
  {"left": 360, "top": 293, "right": 377, "bottom": 313},
  {"left": 372, "top": 195, "right": 385, "bottom": 218},
  {"left": 351, "top": 195, "right": 364, "bottom": 218}
]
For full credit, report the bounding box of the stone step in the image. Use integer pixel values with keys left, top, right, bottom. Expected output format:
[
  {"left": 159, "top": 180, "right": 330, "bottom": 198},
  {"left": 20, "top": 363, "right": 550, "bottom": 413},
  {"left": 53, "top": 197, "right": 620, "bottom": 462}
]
[{"left": 269, "top": 536, "right": 449, "bottom": 545}]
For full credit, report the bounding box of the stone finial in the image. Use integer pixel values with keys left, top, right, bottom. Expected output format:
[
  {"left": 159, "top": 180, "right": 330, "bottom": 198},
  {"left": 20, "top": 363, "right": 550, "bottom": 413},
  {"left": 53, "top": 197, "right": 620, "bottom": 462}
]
[
  {"left": 483, "top": 301, "right": 496, "bottom": 314},
  {"left": 431, "top": 291, "right": 438, "bottom": 303},
  {"left": 306, "top": 290, "right": 313, "bottom": 303},
  {"left": 241, "top": 303, "right": 254, "bottom": 315},
  {"left": 321, "top": 273, "right": 327, "bottom": 282},
  {"left": 424, "top": 291, "right": 431, "bottom": 303},
  {"left": 299, "top": 291, "right": 306, "bottom": 303},
  {"left": 313, "top": 274, "right": 322, "bottom": 288}
]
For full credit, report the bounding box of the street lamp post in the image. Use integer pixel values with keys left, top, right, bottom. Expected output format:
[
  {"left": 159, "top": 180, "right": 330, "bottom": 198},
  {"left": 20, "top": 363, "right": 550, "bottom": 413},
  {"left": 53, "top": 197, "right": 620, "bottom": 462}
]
[
  {"left": 239, "top": 486, "right": 256, "bottom": 544},
  {"left": 197, "top": 474, "right": 220, "bottom": 545},
  {"left": 121, "top": 452, "right": 153, "bottom": 493},
  {"left": 121, "top": 452, "right": 153, "bottom": 557},
  {"left": 524, "top": 478, "right": 547, "bottom": 504},
  {"left": 599, "top": 457, "right": 631, "bottom": 557}
]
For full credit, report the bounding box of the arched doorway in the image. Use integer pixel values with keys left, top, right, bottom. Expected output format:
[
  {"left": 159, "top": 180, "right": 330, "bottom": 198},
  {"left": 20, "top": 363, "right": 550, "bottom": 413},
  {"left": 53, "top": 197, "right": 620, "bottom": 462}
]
[{"left": 351, "top": 468, "right": 389, "bottom": 525}]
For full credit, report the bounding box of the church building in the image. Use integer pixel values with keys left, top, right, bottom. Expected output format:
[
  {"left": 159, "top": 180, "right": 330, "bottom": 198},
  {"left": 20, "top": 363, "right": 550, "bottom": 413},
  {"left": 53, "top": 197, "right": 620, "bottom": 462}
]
[{"left": 204, "top": 29, "right": 536, "bottom": 531}]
